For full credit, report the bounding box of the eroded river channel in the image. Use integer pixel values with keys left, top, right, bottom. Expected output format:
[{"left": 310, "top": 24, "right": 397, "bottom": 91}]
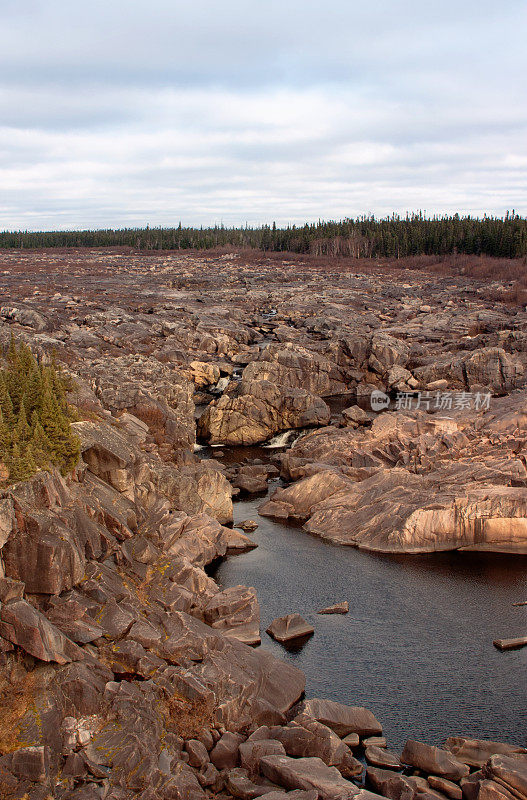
[{"left": 207, "top": 446, "right": 527, "bottom": 750}]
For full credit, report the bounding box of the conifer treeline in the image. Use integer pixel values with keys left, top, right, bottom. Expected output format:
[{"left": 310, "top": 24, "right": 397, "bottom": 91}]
[
  {"left": 0, "top": 339, "right": 80, "bottom": 483},
  {"left": 1, "top": 213, "right": 526, "bottom": 258}
]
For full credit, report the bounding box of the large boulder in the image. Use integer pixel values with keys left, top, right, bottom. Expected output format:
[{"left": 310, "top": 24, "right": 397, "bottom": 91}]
[
  {"left": 242, "top": 342, "right": 350, "bottom": 396},
  {"left": 444, "top": 737, "right": 527, "bottom": 768},
  {"left": 401, "top": 740, "right": 470, "bottom": 781},
  {"left": 72, "top": 420, "right": 139, "bottom": 499},
  {"left": 276, "top": 714, "right": 363, "bottom": 776},
  {"left": 260, "top": 471, "right": 353, "bottom": 522},
  {"left": 0, "top": 599, "right": 84, "bottom": 663},
  {"left": 152, "top": 461, "right": 233, "bottom": 524},
  {"left": 0, "top": 305, "right": 46, "bottom": 330},
  {"left": 203, "top": 585, "right": 261, "bottom": 646},
  {"left": 365, "top": 746, "right": 402, "bottom": 770},
  {"left": 366, "top": 765, "right": 428, "bottom": 800},
  {"left": 482, "top": 754, "right": 527, "bottom": 800},
  {"left": 303, "top": 470, "right": 527, "bottom": 554},
  {"left": 74, "top": 419, "right": 233, "bottom": 523},
  {"left": 239, "top": 737, "right": 286, "bottom": 776},
  {"left": 197, "top": 379, "right": 330, "bottom": 446},
  {"left": 273, "top": 394, "right": 527, "bottom": 554},
  {"left": 301, "top": 698, "right": 382, "bottom": 738},
  {"left": 369, "top": 332, "right": 410, "bottom": 375},
  {"left": 413, "top": 347, "right": 524, "bottom": 393},
  {"left": 259, "top": 754, "right": 361, "bottom": 799}
]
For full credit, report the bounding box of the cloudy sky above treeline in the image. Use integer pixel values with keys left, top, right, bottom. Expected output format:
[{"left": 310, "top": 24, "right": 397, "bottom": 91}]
[{"left": 1, "top": 0, "right": 526, "bottom": 230}]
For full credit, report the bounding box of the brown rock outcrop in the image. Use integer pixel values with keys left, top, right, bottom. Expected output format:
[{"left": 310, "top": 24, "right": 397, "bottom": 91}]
[
  {"left": 401, "top": 739, "right": 470, "bottom": 781},
  {"left": 300, "top": 698, "right": 383, "bottom": 738},
  {"left": 271, "top": 393, "right": 527, "bottom": 553},
  {"left": 198, "top": 379, "right": 331, "bottom": 446},
  {"left": 259, "top": 754, "right": 362, "bottom": 799}
]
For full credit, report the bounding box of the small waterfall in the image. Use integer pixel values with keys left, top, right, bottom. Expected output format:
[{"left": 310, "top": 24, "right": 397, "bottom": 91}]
[
  {"left": 263, "top": 429, "right": 297, "bottom": 449},
  {"left": 213, "top": 376, "right": 229, "bottom": 394}
]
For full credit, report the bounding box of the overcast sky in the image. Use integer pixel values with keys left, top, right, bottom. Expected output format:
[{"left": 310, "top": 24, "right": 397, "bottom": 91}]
[{"left": 1, "top": 0, "right": 526, "bottom": 230}]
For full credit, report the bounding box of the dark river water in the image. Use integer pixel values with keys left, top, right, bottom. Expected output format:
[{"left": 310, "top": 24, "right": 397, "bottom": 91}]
[{"left": 208, "top": 453, "right": 527, "bottom": 749}]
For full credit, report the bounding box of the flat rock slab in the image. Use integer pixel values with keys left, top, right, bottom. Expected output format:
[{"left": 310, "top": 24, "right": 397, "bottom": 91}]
[
  {"left": 401, "top": 740, "right": 470, "bottom": 781},
  {"left": 428, "top": 775, "right": 463, "bottom": 799},
  {"left": 317, "top": 602, "right": 349, "bottom": 615},
  {"left": 483, "top": 754, "right": 527, "bottom": 799},
  {"left": 266, "top": 614, "right": 314, "bottom": 643},
  {"left": 259, "top": 754, "right": 361, "bottom": 799},
  {"left": 0, "top": 599, "right": 84, "bottom": 664},
  {"left": 443, "top": 737, "right": 527, "bottom": 768},
  {"left": 363, "top": 737, "right": 387, "bottom": 748},
  {"left": 342, "top": 733, "right": 360, "bottom": 748},
  {"left": 301, "top": 698, "right": 382, "bottom": 737},
  {"left": 365, "top": 746, "right": 402, "bottom": 769},
  {"left": 493, "top": 636, "right": 527, "bottom": 651}
]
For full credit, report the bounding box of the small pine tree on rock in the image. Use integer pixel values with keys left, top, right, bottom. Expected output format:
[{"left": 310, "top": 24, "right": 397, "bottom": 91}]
[{"left": 0, "top": 339, "right": 80, "bottom": 483}]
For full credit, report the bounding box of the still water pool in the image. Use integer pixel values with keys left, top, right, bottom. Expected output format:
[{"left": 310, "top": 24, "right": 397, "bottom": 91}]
[{"left": 211, "top": 483, "right": 527, "bottom": 748}]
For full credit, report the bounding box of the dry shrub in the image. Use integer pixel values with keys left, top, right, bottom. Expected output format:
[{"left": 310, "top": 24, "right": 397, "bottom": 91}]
[
  {"left": 130, "top": 565, "right": 155, "bottom": 608},
  {"left": 163, "top": 693, "right": 215, "bottom": 740},
  {"left": 0, "top": 659, "right": 37, "bottom": 755}
]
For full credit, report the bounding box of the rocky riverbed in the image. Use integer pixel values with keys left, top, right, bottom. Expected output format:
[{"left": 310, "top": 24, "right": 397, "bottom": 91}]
[{"left": 0, "top": 248, "right": 525, "bottom": 798}]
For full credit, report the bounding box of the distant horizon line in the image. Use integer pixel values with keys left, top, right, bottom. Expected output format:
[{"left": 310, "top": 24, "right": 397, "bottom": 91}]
[{"left": 2, "top": 210, "right": 526, "bottom": 234}]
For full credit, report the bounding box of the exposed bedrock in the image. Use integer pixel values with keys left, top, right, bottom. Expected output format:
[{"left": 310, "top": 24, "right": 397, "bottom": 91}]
[
  {"left": 0, "top": 441, "right": 305, "bottom": 796},
  {"left": 197, "top": 378, "right": 331, "bottom": 445},
  {"left": 1, "top": 250, "right": 526, "bottom": 797},
  {"left": 261, "top": 391, "right": 527, "bottom": 553},
  {"left": 71, "top": 417, "right": 234, "bottom": 524}
]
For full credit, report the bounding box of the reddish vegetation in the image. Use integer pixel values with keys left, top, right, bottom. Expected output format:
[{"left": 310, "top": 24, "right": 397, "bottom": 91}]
[{"left": 0, "top": 246, "right": 527, "bottom": 292}]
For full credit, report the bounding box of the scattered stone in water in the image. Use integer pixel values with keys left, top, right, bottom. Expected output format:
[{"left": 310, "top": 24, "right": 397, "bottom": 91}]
[
  {"left": 493, "top": 635, "right": 527, "bottom": 650},
  {"left": 342, "top": 733, "right": 360, "bottom": 748},
  {"left": 239, "top": 519, "right": 259, "bottom": 532},
  {"left": 223, "top": 528, "right": 258, "bottom": 554},
  {"left": 317, "top": 601, "right": 349, "bottom": 615},
  {"left": 266, "top": 614, "right": 315, "bottom": 643}
]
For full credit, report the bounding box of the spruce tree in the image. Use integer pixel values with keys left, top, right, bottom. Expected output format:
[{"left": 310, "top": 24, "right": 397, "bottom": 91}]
[
  {"left": 14, "top": 400, "right": 31, "bottom": 444},
  {"left": 0, "top": 339, "right": 80, "bottom": 483}
]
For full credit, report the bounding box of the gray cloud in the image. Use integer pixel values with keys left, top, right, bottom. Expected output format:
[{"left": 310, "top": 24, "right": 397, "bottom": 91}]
[{"left": 0, "top": 0, "right": 526, "bottom": 228}]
